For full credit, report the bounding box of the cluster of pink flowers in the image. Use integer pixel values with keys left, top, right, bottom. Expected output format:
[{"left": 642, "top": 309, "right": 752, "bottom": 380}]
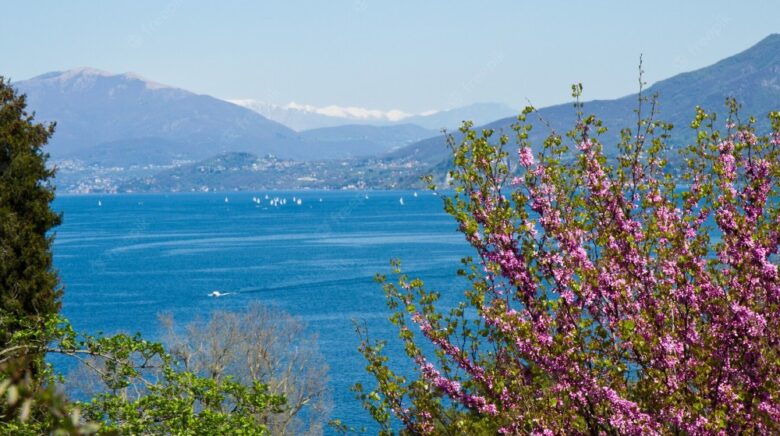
[
  {"left": 383, "top": 108, "right": 780, "bottom": 434},
  {"left": 518, "top": 146, "right": 535, "bottom": 167}
]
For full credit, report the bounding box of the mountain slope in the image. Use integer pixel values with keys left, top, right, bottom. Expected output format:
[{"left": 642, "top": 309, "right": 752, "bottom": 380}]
[
  {"left": 403, "top": 102, "right": 517, "bottom": 130},
  {"left": 298, "top": 123, "right": 437, "bottom": 157},
  {"left": 13, "top": 69, "right": 459, "bottom": 165},
  {"left": 390, "top": 34, "right": 780, "bottom": 167},
  {"left": 228, "top": 99, "right": 411, "bottom": 130},
  {"left": 230, "top": 99, "right": 516, "bottom": 131},
  {"left": 13, "top": 68, "right": 307, "bottom": 162}
]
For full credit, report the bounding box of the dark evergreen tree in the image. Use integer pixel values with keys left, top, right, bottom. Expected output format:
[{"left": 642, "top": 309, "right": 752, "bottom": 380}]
[{"left": 0, "top": 76, "right": 61, "bottom": 351}]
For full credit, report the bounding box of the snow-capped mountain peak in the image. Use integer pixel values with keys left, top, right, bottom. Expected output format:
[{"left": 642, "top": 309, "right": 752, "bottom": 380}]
[
  {"left": 226, "top": 99, "right": 423, "bottom": 130},
  {"left": 227, "top": 98, "right": 516, "bottom": 131}
]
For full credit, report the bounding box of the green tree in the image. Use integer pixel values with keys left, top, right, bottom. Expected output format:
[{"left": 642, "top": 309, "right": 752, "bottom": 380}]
[
  {"left": 0, "top": 76, "right": 66, "bottom": 430},
  {"left": 0, "top": 76, "right": 61, "bottom": 358},
  {"left": 2, "top": 313, "right": 286, "bottom": 434}
]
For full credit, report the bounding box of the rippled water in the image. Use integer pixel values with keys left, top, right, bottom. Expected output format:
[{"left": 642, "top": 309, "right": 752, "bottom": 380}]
[{"left": 52, "top": 191, "right": 474, "bottom": 431}]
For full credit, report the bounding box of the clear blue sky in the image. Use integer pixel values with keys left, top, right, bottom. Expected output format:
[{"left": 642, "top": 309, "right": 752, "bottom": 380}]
[{"left": 2, "top": 0, "right": 778, "bottom": 112}]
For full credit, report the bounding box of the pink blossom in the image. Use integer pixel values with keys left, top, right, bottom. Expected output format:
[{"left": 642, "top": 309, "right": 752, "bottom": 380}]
[{"left": 518, "top": 146, "right": 535, "bottom": 167}]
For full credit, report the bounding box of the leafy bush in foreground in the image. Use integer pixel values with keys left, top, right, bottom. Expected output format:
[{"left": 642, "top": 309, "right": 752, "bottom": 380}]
[{"left": 358, "top": 88, "right": 780, "bottom": 434}]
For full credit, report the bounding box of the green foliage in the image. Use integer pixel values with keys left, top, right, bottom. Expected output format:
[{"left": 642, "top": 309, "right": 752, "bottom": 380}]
[
  {"left": 1, "top": 313, "right": 285, "bottom": 434},
  {"left": 0, "top": 76, "right": 62, "bottom": 368},
  {"left": 0, "top": 74, "right": 69, "bottom": 432},
  {"left": 84, "top": 366, "right": 283, "bottom": 435}
]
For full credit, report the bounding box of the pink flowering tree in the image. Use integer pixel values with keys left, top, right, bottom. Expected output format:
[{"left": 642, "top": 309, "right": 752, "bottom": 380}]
[{"left": 355, "top": 88, "right": 780, "bottom": 434}]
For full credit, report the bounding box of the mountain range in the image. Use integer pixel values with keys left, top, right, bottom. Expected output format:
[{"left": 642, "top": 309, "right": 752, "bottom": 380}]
[
  {"left": 9, "top": 34, "right": 780, "bottom": 193},
  {"left": 13, "top": 69, "right": 506, "bottom": 167},
  {"left": 15, "top": 68, "right": 297, "bottom": 161},
  {"left": 227, "top": 99, "right": 516, "bottom": 131},
  {"left": 390, "top": 34, "right": 780, "bottom": 167}
]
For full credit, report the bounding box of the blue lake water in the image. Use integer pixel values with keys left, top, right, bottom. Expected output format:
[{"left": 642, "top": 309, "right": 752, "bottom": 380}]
[{"left": 52, "top": 191, "right": 473, "bottom": 431}]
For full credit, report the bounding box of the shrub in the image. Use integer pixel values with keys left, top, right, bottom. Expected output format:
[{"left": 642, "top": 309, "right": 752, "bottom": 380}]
[{"left": 357, "top": 89, "right": 780, "bottom": 434}]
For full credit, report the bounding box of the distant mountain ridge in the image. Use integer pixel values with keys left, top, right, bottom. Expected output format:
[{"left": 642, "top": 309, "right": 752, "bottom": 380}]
[
  {"left": 299, "top": 123, "right": 437, "bottom": 157},
  {"left": 229, "top": 99, "right": 517, "bottom": 131},
  {"left": 13, "top": 68, "right": 511, "bottom": 167},
  {"left": 389, "top": 34, "right": 780, "bottom": 168},
  {"left": 15, "top": 68, "right": 304, "bottom": 161},
  {"left": 402, "top": 102, "right": 519, "bottom": 131},
  {"left": 227, "top": 99, "right": 413, "bottom": 130}
]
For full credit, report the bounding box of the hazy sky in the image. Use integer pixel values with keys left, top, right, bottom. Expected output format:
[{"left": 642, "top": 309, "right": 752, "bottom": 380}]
[{"left": 3, "top": 1, "right": 779, "bottom": 112}]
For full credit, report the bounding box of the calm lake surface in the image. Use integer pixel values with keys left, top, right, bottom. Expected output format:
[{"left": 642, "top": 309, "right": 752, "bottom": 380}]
[{"left": 52, "top": 191, "right": 473, "bottom": 431}]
